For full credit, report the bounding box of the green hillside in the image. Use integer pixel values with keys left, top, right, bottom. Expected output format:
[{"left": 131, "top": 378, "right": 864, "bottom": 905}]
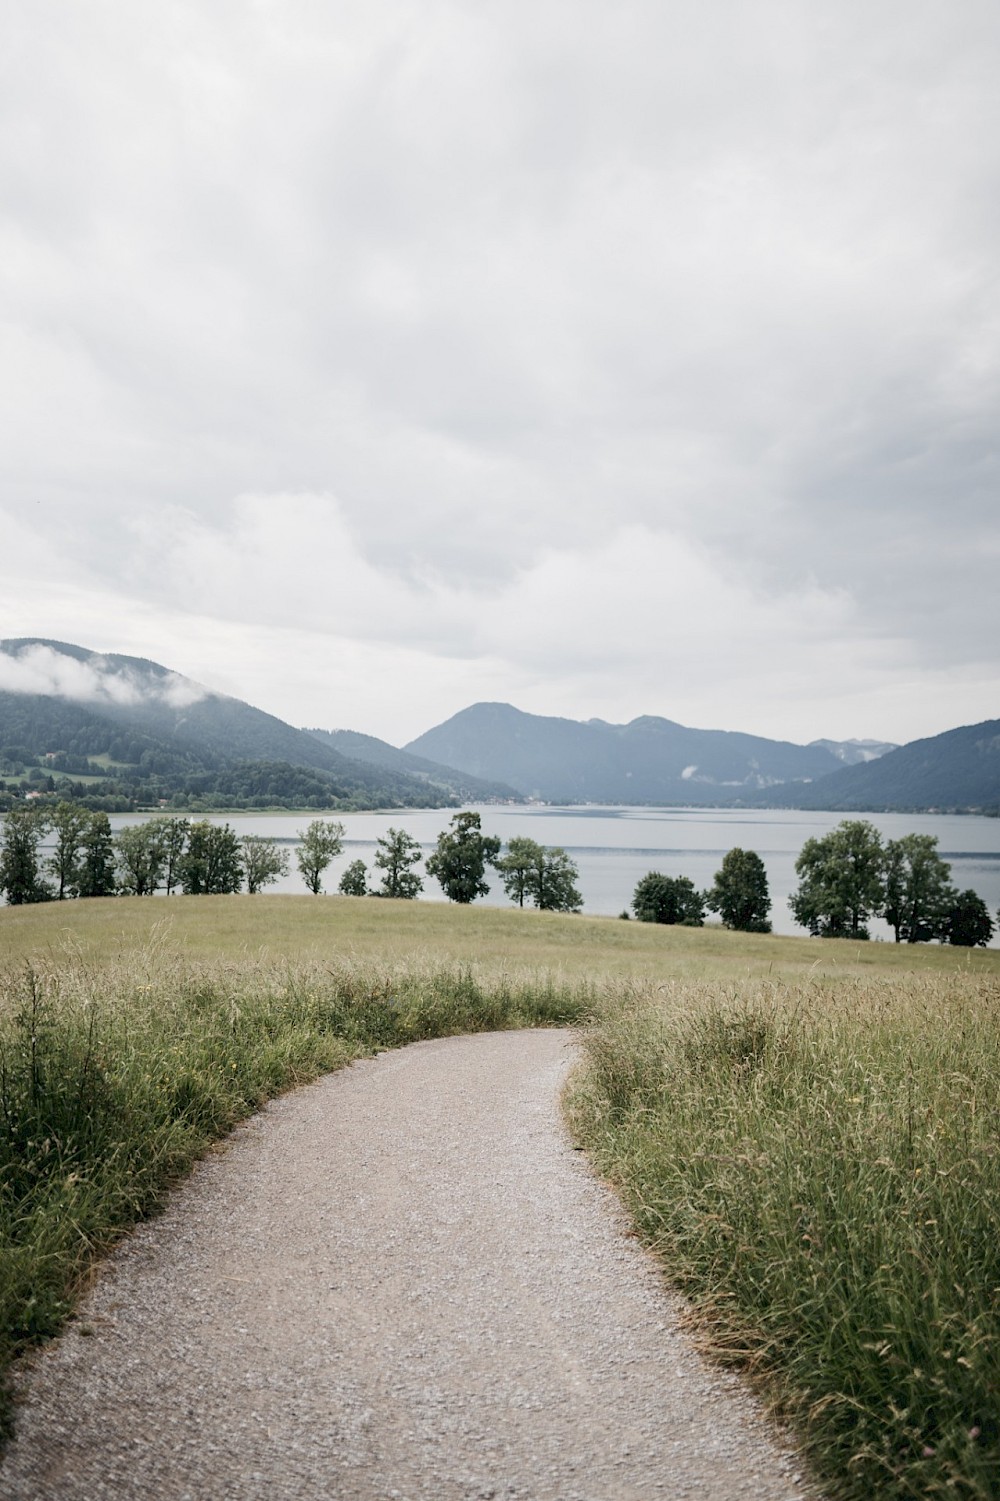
[
  {"left": 0, "top": 641, "right": 457, "bottom": 812},
  {"left": 747, "top": 719, "right": 1000, "bottom": 813}
]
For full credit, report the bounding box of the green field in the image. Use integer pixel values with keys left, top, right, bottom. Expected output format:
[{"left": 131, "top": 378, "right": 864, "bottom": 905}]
[
  {"left": 1, "top": 894, "right": 998, "bottom": 1496},
  {"left": 4, "top": 891, "right": 998, "bottom": 985}
]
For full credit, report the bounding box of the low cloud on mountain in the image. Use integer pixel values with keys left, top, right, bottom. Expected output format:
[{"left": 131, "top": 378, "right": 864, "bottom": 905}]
[{"left": 0, "top": 642, "right": 207, "bottom": 711}]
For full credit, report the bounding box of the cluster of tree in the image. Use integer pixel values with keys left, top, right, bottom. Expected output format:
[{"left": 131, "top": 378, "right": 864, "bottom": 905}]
[
  {"left": 338, "top": 828, "right": 426, "bottom": 899},
  {"left": 424, "top": 813, "right": 582, "bottom": 911},
  {"left": 630, "top": 848, "right": 773, "bottom": 931},
  {"left": 0, "top": 804, "right": 354, "bottom": 904},
  {"left": 789, "top": 820, "right": 995, "bottom": 946},
  {"left": 338, "top": 814, "right": 583, "bottom": 911}
]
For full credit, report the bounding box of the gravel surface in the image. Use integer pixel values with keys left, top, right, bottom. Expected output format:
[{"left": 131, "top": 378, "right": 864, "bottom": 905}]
[{"left": 1, "top": 1030, "right": 814, "bottom": 1500}]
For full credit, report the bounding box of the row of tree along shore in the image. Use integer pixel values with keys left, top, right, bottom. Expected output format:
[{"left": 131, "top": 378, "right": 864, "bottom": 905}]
[
  {"left": 0, "top": 806, "right": 996, "bottom": 945},
  {"left": 631, "top": 819, "right": 996, "bottom": 947},
  {"left": 0, "top": 807, "right": 583, "bottom": 912}
]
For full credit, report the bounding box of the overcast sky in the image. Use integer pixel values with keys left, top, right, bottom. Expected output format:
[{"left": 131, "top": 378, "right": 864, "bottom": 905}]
[{"left": 1, "top": 1, "right": 998, "bottom": 748}]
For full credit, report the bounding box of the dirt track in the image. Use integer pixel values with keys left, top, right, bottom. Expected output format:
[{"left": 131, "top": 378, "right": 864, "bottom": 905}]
[{"left": 0, "top": 1030, "right": 811, "bottom": 1500}]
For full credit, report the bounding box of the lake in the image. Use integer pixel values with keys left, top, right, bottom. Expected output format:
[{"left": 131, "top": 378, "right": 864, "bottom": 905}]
[{"left": 92, "top": 804, "right": 1000, "bottom": 944}]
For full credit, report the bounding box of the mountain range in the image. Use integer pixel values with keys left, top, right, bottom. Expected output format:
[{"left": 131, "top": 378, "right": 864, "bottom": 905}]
[
  {"left": 404, "top": 703, "right": 900, "bottom": 805},
  {"left": 0, "top": 638, "right": 996, "bottom": 814},
  {"left": 406, "top": 703, "right": 998, "bottom": 812}
]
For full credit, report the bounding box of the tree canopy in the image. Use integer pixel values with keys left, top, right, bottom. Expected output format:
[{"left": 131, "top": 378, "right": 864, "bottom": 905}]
[
  {"left": 295, "top": 819, "right": 345, "bottom": 895},
  {"left": 338, "top": 859, "right": 369, "bottom": 896},
  {"left": 789, "top": 820, "right": 885, "bottom": 939},
  {"left": 494, "top": 837, "right": 582, "bottom": 912},
  {"left": 241, "top": 834, "right": 290, "bottom": 894},
  {"left": 76, "top": 812, "right": 116, "bottom": 898},
  {"left": 632, "top": 871, "right": 705, "bottom": 926},
  {"left": 0, "top": 805, "right": 52, "bottom": 905},
  {"left": 373, "top": 827, "right": 424, "bottom": 899},
  {"left": 47, "top": 801, "right": 88, "bottom": 900},
  {"left": 180, "top": 822, "right": 243, "bottom": 895},
  {"left": 705, "top": 848, "right": 771, "bottom": 932},
  {"left": 114, "top": 821, "right": 166, "bottom": 896},
  {"left": 944, "top": 890, "right": 995, "bottom": 948},
  {"left": 881, "top": 834, "right": 954, "bottom": 943},
  {"left": 426, "top": 811, "right": 501, "bottom": 904}
]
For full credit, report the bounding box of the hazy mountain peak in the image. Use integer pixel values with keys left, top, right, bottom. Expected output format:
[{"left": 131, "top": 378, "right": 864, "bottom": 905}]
[{"left": 808, "top": 736, "right": 899, "bottom": 766}]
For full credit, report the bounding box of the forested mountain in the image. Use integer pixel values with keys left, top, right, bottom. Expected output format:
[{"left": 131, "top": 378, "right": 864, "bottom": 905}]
[
  {"left": 747, "top": 719, "right": 1000, "bottom": 813},
  {"left": 0, "top": 640, "right": 462, "bottom": 811},
  {"left": 305, "top": 728, "right": 519, "bottom": 803},
  {"left": 404, "top": 702, "right": 847, "bottom": 804}
]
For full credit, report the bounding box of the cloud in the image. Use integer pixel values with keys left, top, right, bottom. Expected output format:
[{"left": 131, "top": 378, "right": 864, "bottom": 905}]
[
  {"left": 0, "top": 2, "right": 997, "bottom": 743},
  {"left": 0, "top": 642, "right": 207, "bottom": 710}
]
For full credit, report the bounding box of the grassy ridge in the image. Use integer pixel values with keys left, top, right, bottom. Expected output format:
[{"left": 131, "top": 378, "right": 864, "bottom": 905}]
[
  {"left": 567, "top": 974, "right": 1000, "bottom": 1500},
  {"left": 0, "top": 932, "right": 588, "bottom": 1437}
]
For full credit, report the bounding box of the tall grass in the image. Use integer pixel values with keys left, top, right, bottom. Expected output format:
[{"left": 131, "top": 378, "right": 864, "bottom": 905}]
[
  {"left": 0, "top": 941, "right": 589, "bottom": 1437},
  {"left": 567, "top": 972, "right": 1000, "bottom": 1500}
]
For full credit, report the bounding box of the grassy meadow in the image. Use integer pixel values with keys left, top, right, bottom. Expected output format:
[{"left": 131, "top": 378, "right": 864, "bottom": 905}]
[
  {"left": 1, "top": 892, "right": 999, "bottom": 1497},
  {"left": 568, "top": 967, "right": 1000, "bottom": 1500}
]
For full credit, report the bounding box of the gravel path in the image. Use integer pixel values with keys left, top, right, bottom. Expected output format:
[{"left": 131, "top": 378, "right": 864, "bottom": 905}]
[{"left": 1, "top": 1030, "right": 812, "bottom": 1500}]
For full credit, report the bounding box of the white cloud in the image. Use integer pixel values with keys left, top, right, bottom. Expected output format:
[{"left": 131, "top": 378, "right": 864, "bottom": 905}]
[
  {"left": 0, "top": 641, "right": 207, "bottom": 710},
  {"left": 0, "top": 1, "right": 998, "bottom": 745}
]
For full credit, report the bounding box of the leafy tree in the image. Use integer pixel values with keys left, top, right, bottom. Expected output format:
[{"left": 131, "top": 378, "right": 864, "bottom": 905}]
[
  {"left": 705, "top": 848, "right": 771, "bottom": 932},
  {"left": 0, "top": 804, "right": 52, "bottom": 905},
  {"left": 632, "top": 871, "right": 705, "bottom": 926},
  {"left": 295, "top": 819, "right": 346, "bottom": 895},
  {"left": 426, "top": 811, "right": 501, "bottom": 904},
  {"left": 881, "top": 834, "right": 955, "bottom": 943},
  {"left": 531, "top": 846, "right": 583, "bottom": 912},
  {"left": 789, "top": 820, "right": 884, "bottom": 939},
  {"left": 944, "top": 890, "right": 995, "bottom": 948},
  {"left": 497, "top": 838, "right": 582, "bottom": 912},
  {"left": 77, "top": 812, "right": 116, "bottom": 898},
  {"left": 373, "top": 827, "right": 424, "bottom": 899},
  {"left": 338, "top": 859, "right": 369, "bottom": 896},
  {"left": 181, "top": 821, "right": 243, "bottom": 895},
  {"left": 241, "top": 834, "right": 290, "bottom": 894},
  {"left": 114, "top": 822, "right": 166, "bottom": 896},
  {"left": 47, "top": 801, "right": 89, "bottom": 899},
  {"left": 147, "top": 816, "right": 189, "bottom": 894},
  {"left": 496, "top": 837, "right": 541, "bottom": 907}
]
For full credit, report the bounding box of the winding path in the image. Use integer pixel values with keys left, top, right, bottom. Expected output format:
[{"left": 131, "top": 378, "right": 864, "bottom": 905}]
[{"left": 1, "top": 1031, "right": 810, "bottom": 1500}]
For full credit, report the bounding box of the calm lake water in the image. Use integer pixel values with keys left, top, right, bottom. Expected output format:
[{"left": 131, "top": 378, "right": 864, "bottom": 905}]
[{"left": 87, "top": 804, "right": 1000, "bottom": 945}]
